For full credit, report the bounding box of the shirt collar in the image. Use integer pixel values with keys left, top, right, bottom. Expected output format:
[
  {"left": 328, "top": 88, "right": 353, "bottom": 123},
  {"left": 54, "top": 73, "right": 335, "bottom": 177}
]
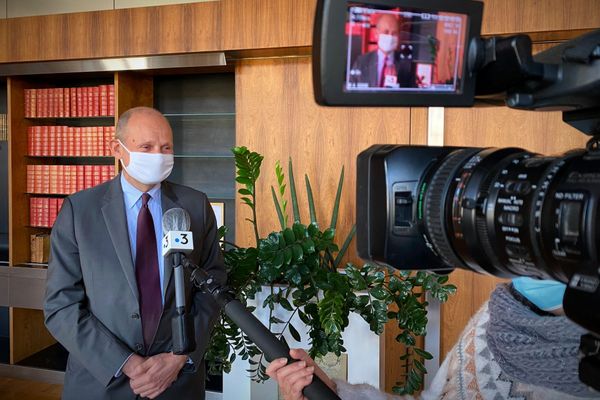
[{"left": 120, "top": 173, "right": 162, "bottom": 209}]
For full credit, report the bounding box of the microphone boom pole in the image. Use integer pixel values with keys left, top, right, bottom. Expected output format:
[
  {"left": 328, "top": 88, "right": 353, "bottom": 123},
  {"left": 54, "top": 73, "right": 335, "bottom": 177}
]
[{"left": 185, "top": 260, "right": 342, "bottom": 400}]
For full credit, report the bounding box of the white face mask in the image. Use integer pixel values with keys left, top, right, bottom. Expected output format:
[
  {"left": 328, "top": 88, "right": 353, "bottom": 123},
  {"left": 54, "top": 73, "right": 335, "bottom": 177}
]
[
  {"left": 378, "top": 34, "right": 399, "bottom": 53},
  {"left": 118, "top": 140, "right": 174, "bottom": 185}
]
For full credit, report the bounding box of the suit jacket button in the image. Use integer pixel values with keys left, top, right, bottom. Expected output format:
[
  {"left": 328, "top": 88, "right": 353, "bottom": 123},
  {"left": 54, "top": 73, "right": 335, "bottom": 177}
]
[
  {"left": 135, "top": 343, "right": 143, "bottom": 351},
  {"left": 131, "top": 312, "right": 140, "bottom": 319}
]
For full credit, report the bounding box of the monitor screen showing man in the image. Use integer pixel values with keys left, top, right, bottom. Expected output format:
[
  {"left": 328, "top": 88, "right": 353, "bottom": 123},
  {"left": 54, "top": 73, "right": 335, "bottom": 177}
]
[{"left": 344, "top": 5, "right": 468, "bottom": 93}]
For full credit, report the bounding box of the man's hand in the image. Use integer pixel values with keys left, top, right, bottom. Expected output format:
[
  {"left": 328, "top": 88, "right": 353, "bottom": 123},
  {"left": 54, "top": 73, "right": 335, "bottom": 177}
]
[
  {"left": 129, "top": 352, "right": 187, "bottom": 399},
  {"left": 122, "top": 354, "right": 147, "bottom": 380}
]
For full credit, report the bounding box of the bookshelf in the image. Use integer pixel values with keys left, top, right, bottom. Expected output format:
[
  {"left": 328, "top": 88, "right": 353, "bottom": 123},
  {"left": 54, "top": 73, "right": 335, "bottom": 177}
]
[{"left": 6, "top": 71, "right": 152, "bottom": 368}]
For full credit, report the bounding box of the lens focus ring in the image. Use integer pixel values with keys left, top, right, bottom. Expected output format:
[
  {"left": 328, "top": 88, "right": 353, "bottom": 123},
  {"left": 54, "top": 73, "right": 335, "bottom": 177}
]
[{"left": 424, "top": 148, "right": 479, "bottom": 268}]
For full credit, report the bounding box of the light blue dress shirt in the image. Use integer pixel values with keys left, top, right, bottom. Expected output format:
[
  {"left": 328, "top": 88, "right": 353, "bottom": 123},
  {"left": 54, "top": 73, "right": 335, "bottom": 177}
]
[{"left": 120, "top": 174, "right": 165, "bottom": 302}]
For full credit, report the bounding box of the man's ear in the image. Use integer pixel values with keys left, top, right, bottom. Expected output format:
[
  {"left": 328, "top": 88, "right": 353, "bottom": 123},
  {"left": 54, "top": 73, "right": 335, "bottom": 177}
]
[{"left": 110, "top": 139, "right": 123, "bottom": 158}]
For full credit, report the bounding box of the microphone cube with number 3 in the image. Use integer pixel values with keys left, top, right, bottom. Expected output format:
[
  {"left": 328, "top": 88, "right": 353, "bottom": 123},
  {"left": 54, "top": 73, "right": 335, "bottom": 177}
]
[{"left": 162, "top": 231, "right": 194, "bottom": 256}]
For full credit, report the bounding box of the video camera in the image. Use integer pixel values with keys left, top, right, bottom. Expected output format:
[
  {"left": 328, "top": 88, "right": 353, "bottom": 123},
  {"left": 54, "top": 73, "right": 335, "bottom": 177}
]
[{"left": 313, "top": 0, "right": 600, "bottom": 390}]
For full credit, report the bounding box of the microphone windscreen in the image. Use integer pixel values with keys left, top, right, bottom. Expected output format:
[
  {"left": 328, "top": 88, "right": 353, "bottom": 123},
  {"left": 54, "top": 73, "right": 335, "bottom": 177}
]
[{"left": 163, "top": 208, "right": 191, "bottom": 232}]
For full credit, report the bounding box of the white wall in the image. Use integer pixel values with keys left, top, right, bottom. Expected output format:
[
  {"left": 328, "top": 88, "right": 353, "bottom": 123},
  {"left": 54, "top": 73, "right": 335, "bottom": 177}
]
[{"left": 2, "top": 0, "right": 217, "bottom": 18}]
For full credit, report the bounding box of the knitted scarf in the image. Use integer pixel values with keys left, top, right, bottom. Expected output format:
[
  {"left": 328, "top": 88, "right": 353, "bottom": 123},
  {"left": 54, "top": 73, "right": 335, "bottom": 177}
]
[{"left": 486, "top": 283, "right": 591, "bottom": 397}]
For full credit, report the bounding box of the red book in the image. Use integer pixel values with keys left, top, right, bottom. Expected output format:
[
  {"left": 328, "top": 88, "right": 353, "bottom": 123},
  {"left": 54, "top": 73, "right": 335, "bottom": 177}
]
[
  {"left": 71, "top": 165, "right": 78, "bottom": 193},
  {"left": 109, "top": 165, "right": 115, "bottom": 177},
  {"left": 74, "top": 127, "right": 81, "bottom": 157},
  {"left": 58, "top": 88, "right": 64, "bottom": 118},
  {"left": 88, "top": 127, "right": 95, "bottom": 156},
  {"left": 31, "top": 89, "right": 38, "bottom": 118},
  {"left": 84, "top": 165, "right": 93, "bottom": 189},
  {"left": 27, "top": 165, "right": 34, "bottom": 193},
  {"left": 34, "top": 165, "right": 43, "bottom": 193},
  {"left": 51, "top": 88, "right": 56, "bottom": 118},
  {"left": 58, "top": 198, "right": 64, "bottom": 213},
  {"left": 49, "top": 165, "right": 58, "bottom": 194},
  {"left": 48, "top": 89, "right": 53, "bottom": 118},
  {"left": 33, "top": 126, "right": 41, "bottom": 156},
  {"left": 49, "top": 198, "right": 58, "bottom": 227},
  {"left": 53, "top": 88, "right": 60, "bottom": 118},
  {"left": 76, "top": 88, "right": 84, "bottom": 117},
  {"left": 42, "top": 198, "right": 49, "bottom": 227},
  {"left": 57, "top": 165, "right": 64, "bottom": 194},
  {"left": 70, "top": 87, "right": 77, "bottom": 117},
  {"left": 76, "top": 165, "right": 84, "bottom": 191},
  {"left": 48, "top": 126, "right": 56, "bottom": 156},
  {"left": 42, "top": 165, "right": 50, "bottom": 194},
  {"left": 64, "top": 127, "right": 71, "bottom": 157},
  {"left": 64, "top": 88, "right": 70, "bottom": 118},
  {"left": 55, "top": 126, "right": 63, "bottom": 156},
  {"left": 25, "top": 89, "right": 31, "bottom": 118},
  {"left": 40, "top": 126, "right": 48, "bottom": 156},
  {"left": 100, "top": 85, "right": 108, "bottom": 116},
  {"left": 92, "top": 165, "right": 101, "bottom": 186},
  {"left": 94, "top": 127, "right": 102, "bottom": 156},
  {"left": 108, "top": 85, "right": 115, "bottom": 116},
  {"left": 27, "top": 126, "right": 34, "bottom": 155},
  {"left": 86, "top": 87, "right": 93, "bottom": 117},
  {"left": 39, "top": 89, "right": 45, "bottom": 118},
  {"left": 92, "top": 86, "right": 100, "bottom": 117}
]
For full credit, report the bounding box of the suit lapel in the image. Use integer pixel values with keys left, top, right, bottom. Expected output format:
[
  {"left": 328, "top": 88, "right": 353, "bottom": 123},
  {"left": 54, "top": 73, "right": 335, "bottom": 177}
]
[
  {"left": 161, "top": 181, "right": 181, "bottom": 301},
  {"left": 101, "top": 176, "right": 138, "bottom": 301}
]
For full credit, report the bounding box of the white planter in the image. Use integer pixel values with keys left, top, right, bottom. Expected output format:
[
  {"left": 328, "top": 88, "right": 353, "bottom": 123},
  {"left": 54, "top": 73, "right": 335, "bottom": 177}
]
[{"left": 221, "top": 286, "right": 382, "bottom": 400}]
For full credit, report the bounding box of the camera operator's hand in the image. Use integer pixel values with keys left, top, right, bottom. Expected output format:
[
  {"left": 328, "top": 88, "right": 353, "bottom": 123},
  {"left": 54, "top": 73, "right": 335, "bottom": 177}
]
[{"left": 266, "top": 349, "right": 337, "bottom": 400}]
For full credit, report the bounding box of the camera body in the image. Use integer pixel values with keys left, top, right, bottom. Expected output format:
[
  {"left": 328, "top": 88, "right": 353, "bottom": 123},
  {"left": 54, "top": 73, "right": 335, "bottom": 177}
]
[{"left": 357, "top": 144, "right": 600, "bottom": 334}]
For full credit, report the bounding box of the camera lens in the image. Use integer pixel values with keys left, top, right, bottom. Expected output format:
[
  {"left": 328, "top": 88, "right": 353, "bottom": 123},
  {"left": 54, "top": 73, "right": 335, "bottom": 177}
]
[{"left": 419, "top": 146, "right": 596, "bottom": 284}]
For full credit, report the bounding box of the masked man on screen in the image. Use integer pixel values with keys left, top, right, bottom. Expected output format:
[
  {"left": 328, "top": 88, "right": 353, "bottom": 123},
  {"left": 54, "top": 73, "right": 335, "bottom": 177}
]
[
  {"left": 44, "top": 106, "right": 226, "bottom": 400},
  {"left": 351, "top": 13, "right": 413, "bottom": 89}
]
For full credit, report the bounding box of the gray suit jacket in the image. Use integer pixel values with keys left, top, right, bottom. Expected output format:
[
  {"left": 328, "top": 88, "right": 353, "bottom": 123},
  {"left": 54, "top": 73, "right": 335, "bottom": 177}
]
[
  {"left": 352, "top": 50, "right": 413, "bottom": 88},
  {"left": 44, "top": 175, "right": 227, "bottom": 400}
]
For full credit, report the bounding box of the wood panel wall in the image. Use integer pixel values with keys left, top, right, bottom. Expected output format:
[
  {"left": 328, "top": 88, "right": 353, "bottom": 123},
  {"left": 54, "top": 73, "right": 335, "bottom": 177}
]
[{"left": 1, "top": 0, "right": 600, "bottom": 64}]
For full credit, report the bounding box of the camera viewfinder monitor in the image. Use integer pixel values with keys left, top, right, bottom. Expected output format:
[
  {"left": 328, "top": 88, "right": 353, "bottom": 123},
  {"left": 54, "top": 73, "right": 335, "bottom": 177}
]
[{"left": 313, "top": 0, "right": 483, "bottom": 106}]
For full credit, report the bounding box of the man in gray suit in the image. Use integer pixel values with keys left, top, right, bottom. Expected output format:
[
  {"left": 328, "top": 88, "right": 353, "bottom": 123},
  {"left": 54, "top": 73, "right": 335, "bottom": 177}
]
[
  {"left": 44, "top": 107, "right": 227, "bottom": 399},
  {"left": 351, "top": 13, "right": 413, "bottom": 88}
]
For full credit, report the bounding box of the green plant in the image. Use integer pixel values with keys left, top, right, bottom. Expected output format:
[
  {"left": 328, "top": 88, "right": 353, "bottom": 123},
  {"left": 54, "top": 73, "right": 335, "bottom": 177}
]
[{"left": 205, "top": 146, "right": 456, "bottom": 395}]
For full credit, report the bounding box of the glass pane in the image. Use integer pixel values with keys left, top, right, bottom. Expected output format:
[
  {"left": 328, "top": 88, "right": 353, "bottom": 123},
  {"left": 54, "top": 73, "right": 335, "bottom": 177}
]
[
  {"left": 168, "top": 114, "right": 235, "bottom": 157},
  {"left": 170, "top": 157, "right": 235, "bottom": 200}
]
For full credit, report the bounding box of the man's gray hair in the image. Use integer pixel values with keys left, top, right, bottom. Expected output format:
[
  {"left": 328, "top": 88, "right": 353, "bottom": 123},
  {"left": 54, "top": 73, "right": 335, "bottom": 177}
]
[{"left": 115, "top": 106, "right": 166, "bottom": 141}]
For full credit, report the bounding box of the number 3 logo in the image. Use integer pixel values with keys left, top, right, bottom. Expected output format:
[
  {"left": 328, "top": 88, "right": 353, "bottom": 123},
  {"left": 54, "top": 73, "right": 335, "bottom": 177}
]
[{"left": 180, "top": 233, "right": 189, "bottom": 244}]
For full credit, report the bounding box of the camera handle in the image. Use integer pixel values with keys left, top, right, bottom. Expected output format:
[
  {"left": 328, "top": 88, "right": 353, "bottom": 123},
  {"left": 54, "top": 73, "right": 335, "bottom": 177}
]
[{"left": 183, "top": 260, "right": 342, "bottom": 400}]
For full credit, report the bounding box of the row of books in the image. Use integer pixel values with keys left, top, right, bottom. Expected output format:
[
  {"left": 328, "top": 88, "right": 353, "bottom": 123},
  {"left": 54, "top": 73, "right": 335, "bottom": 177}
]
[
  {"left": 28, "top": 125, "right": 115, "bottom": 157},
  {"left": 30, "top": 197, "right": 65, "bottom": 228},
  {"left": 0, "top": 113, "right": 6, "bottom": 141},
  {"left": 24, "top": 85, "right": 115, "bottom": 118},
  {"left": 27, "top": 165, "right": 116, "bottom": 195},
  {"left": 30, "top": 234, "right": 50, "bottom": 263}
]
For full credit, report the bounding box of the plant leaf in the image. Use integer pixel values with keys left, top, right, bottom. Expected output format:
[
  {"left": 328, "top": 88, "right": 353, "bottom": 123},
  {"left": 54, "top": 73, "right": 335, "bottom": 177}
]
[
  {"left": 334, "top": 225, "right": 356, "bottom": 268},
  {"left": 305, "top": 174, "right": 317, "bottom": 225},
  {"left": 329, "top": 166, "right": 344, "bottom": 230},
  {"left": 271, "top": 186, "right": 286, "bottom": 229},
  {"left": 288, "top": 157, "right": 301, "bottom": 223},
  {"left": 288, "top": 323, "right": 302, "bottom": 342}
]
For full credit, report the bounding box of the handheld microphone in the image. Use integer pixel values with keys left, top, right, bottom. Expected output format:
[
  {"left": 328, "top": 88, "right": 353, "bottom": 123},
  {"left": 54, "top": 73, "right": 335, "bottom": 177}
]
[{"left": 162, "top": 207, "right": 196, "bottom": 355}]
